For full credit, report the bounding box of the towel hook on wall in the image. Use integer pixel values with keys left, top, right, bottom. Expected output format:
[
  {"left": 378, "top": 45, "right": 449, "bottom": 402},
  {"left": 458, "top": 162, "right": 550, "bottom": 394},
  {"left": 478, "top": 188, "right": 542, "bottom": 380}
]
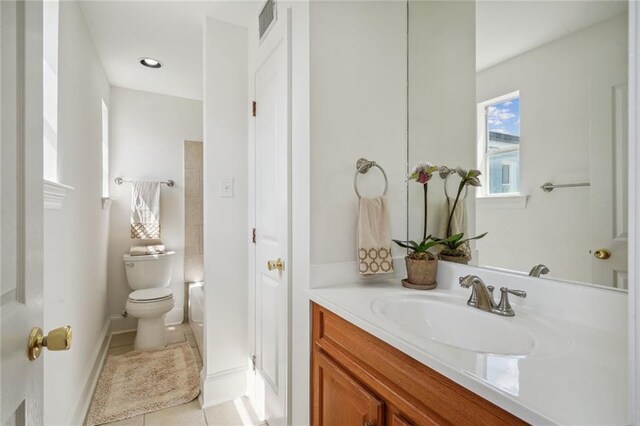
[{"left": 354, "top": 158, "right": 388, "bottom": 199}]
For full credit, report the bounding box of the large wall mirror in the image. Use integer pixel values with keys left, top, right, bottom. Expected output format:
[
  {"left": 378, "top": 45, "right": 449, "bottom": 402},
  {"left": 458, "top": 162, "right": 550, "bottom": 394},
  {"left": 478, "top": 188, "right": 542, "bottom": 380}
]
[{"left": 408, "top": 0, "right": 629, "bottom": 289}]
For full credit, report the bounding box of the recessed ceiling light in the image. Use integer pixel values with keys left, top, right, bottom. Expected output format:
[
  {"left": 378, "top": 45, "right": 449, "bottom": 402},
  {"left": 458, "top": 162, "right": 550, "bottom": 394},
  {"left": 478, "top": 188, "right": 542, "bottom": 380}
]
[{"left": 139, "top": 57, "right": 162, "bottom": 69}]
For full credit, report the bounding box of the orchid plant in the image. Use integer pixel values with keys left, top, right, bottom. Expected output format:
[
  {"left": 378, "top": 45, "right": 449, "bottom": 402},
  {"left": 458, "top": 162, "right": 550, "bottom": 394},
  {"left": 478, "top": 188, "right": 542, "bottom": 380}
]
[
  {"left": 434, "top": 167, "right": 487, "bottom": 258},
  {"left": 393, "top": 162, "right": 458, "bottom": 260},
  {"left": 444, "top": 167, "right": 481, "bottom": 237},
  {"left": 409, "top": 161, "right": 439, "bottom": 242}
]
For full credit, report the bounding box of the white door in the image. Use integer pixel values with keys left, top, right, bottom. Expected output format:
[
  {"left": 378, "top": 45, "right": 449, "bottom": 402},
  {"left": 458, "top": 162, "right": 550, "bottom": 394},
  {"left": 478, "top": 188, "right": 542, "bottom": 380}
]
[
  {"left": 590, "top": 79, "right": 629, "bottom": 288},
  {"left": 253, "top": 12, "right": 290, "bottom": 426},
  {"left": 1, "top": 0, "right": 45, "bottom": 424}
]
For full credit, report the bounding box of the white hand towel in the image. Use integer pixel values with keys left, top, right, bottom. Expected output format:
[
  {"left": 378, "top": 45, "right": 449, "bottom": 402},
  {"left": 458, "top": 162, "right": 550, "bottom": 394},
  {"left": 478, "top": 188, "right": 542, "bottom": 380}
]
[
  {"left": 129, "top": 245, "right": 166, "bottom": 256},
  {"left": 357, "top": 196, "right": 394, "bottom": 277},
  {"left": 438, "top": 197, "right": 469, "bottom": 253},
  {"left": 130, "top": 181, "right": 161, "bottom": 239}
]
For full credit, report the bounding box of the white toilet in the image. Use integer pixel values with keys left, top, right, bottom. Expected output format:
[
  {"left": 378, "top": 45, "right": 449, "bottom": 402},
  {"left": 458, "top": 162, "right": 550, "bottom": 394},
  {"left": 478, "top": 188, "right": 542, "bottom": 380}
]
[{"left": 123, "top": 251, "right": 175, "bottom": 350}]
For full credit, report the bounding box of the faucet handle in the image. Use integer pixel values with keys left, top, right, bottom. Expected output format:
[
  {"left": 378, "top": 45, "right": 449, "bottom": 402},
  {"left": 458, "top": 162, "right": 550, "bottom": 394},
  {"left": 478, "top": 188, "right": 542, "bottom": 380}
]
[
  {"left": 505, "top": 288, "right": 527, "bottom": 298},
  {"left": 459, "top": 275, "right": 471, "bottom": 287},
  {"left": 495, "top": 287, "right": 527, "bottom": 317}
]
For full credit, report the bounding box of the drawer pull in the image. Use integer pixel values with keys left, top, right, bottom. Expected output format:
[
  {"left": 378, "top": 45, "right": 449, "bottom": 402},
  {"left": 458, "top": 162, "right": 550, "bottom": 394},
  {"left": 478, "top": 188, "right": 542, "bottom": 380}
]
[{"left": 365, "top": 422, "right": 373, "bottom": 426}]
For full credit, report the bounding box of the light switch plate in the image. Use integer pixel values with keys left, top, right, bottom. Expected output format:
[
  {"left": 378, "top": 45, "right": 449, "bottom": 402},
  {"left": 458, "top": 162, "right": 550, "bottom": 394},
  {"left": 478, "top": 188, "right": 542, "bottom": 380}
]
[{"left": 220, "top": 177, "right": 234, "bottom": 198}]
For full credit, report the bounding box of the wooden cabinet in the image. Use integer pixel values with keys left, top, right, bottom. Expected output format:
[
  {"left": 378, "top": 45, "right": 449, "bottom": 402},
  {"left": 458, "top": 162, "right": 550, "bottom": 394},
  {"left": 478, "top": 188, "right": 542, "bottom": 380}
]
[
  {"left": 311, "top": 303, "right": 528, "bottom": 426},
  {"left": 313, "top": 349, "right": 383, "bottom": 426}
]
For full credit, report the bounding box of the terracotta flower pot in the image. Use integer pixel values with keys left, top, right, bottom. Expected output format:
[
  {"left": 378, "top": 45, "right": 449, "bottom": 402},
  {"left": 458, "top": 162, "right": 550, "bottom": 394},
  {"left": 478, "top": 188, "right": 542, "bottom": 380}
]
[
  {"left": 438, "top": 251, "right": 470, "bottom": 265},
  {"left": 403, "top": 256, "right": 438, "bottom": 290}
]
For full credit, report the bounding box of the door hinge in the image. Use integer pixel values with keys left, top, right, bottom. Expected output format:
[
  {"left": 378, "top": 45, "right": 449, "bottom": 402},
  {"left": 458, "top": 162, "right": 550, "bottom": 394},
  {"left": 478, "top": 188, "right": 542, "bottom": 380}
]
[
  {"left": 252, "top": 355, "right": 257, "bottom": 370},
  {"left": 252, "top": 101, "right": 256, "bottom": 117},
  {"left": 252, "top": 228, "right": 256, "bottom": 244}
]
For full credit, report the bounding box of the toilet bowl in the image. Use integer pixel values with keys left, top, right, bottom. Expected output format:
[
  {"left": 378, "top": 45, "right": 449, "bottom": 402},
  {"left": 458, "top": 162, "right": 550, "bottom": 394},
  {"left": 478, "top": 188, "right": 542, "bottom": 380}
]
[
  {"left": 126, "top": 288, "right": 175, "bottom": 350},
  {"left": 123, "top": 251, "right": 175, "bottom": 350}
]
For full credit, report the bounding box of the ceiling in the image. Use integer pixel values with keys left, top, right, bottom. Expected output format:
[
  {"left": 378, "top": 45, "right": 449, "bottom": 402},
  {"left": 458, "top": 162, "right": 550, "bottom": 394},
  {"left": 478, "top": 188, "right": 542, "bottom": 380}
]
[
  {"left": 80, "top": 1, "right": 629, "bottom": 99},
  {"left": 79, "top": 1, "right": 261, "bottom": 101},
  {"left": 476, "top": 0, "right": 628, "bottom": 71}
]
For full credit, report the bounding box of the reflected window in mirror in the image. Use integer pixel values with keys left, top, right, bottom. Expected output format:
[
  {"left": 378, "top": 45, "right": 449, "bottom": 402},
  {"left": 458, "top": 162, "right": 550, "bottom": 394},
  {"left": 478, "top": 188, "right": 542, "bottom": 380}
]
[{"left": 477, "top": 92, "right": 520, "bottom": 196}]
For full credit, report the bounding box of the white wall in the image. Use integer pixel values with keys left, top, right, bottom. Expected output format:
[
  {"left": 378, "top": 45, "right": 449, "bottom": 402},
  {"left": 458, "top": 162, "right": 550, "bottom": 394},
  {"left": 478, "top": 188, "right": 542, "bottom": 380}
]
[
  {"left": 309, "top": 1, "right": 408, "bottom": 270},
  {"left": 407, "top": 1, "right": 477, "bottom": 249},
  {"left": 475, "top": 13, "right": 628, "bottom": 283},
  {"left": 201, "top": 17, "right": 249, "bottom": 406},
  {"left": 289, "top": 2, "right": 407, "bottom": 423},
  {"left": 107, "top": 87, "right": 202, "bottom": 331},
  {"left": 43, "top": 1, "right": 111, "bottom": 424}
]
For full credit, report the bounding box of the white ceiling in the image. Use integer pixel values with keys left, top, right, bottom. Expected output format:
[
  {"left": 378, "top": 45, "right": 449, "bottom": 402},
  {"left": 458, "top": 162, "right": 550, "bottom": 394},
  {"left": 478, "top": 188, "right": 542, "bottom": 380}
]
[
  {"left": 80, "top": 1, "right": 629, "bottom": 99},
  {"left": 79, "top": 1, "right": 261, "bottom": 101},
  {"left": 476, "top": 0, "right": 628, "bottom": 71}
]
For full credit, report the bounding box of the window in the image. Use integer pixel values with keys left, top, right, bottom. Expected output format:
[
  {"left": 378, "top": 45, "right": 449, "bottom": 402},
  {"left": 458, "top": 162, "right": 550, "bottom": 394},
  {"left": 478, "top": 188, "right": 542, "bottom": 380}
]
[
  {"left": 101, "top": 99, "right": 109, "bottom": 198},
  {"left": 478, "top": 92, "right": 520, "bottom": 195}
]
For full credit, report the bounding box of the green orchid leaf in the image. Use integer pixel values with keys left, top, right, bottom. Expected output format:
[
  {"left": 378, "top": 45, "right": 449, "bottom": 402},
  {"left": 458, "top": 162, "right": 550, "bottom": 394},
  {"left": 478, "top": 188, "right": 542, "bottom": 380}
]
[
  {"left": 459, "top": 232, "right": 488, "bottom": 244},
  {"left": 392, "top": 239, "right": 415, "bottom": 251}
]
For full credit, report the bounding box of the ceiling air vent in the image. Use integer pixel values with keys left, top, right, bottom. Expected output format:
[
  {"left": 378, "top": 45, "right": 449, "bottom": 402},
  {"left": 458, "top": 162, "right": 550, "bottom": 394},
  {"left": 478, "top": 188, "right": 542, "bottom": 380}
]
[{"left": 259, "top": 0, "right": 276, "bottom": 41}]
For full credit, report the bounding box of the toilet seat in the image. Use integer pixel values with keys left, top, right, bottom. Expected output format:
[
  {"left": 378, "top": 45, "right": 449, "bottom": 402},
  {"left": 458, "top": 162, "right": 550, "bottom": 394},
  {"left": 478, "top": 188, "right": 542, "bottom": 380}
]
[{"left": 128, "top": 288, "right": 173, "bottom": 303}]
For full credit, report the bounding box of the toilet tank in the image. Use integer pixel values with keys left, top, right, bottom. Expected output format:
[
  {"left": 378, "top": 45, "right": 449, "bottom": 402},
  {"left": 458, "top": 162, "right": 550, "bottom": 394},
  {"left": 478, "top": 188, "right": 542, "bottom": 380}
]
[{"left": 123, "top": 251, "right": 175, "bottom": 290}]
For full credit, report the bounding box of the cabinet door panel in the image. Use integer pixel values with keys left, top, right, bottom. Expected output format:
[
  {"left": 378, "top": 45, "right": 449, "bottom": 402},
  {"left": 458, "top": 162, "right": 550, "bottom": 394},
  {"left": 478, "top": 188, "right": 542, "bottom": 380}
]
[
  {"left": 313, "top": 349, "right": 384, "bottom": 426},
  {"left": 390, "top": 412, "right": 413, "bottom": 426}
]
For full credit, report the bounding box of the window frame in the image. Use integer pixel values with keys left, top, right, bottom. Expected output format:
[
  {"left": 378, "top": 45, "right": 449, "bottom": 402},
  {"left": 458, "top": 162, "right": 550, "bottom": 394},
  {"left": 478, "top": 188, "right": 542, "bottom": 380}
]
[{"left": 477, "top": 91, "right": 521, "bottom": 197}]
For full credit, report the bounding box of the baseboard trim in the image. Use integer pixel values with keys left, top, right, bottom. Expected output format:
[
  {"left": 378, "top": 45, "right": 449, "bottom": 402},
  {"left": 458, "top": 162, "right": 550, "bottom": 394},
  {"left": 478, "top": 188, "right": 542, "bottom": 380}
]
[
  {"left": 110, "top": 307, "right": 184, "bottom": 333},
  {"left": 199, "top": 366, "right": 248, "bottom": 408},
  {"left": 66, "top": 318, "right": 111, "bottom": 425}
]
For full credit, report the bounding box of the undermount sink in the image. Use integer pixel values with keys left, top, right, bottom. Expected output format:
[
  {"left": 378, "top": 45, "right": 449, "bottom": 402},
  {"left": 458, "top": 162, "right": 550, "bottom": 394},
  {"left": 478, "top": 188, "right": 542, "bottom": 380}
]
[{"left": 371, "top": 294, "right": 571, "bottom": 357}]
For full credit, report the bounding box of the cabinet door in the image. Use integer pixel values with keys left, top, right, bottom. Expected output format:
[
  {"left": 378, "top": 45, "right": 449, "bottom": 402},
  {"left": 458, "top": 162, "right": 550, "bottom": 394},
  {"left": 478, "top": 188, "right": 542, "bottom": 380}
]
[
  {"left": 313, "top": 349, "right": 384, "bottom": 426},
  {"left": 389, "top": 413, "right": 413, "bottom": 426}
]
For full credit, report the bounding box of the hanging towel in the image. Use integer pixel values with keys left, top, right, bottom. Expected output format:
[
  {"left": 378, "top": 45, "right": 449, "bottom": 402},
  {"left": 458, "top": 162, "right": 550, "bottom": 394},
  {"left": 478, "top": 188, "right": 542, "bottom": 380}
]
[
  {"left": 438, "top": 197, "right": 469, "bottom": 253},
  {"left": 129, "top": 244, "right": 166, "bottom": 256},
  {"left": 357, "top": 196, "right": 394, "bottom": 277},
  {"left": 130, "top": 181, "right": 161, "bottom": 239}
]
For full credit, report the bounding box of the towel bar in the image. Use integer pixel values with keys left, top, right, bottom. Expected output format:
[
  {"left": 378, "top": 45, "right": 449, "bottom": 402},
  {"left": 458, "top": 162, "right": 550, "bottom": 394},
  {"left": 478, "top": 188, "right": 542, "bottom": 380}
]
[
  {"left": 354, "top": 158, "right": 388, "bottom": 199},
  {"left": 115, "top": 177, "right": 175, "bottom": 187},
  {"left": 540, "top": 181, "right": 590, "bottom": 192}
]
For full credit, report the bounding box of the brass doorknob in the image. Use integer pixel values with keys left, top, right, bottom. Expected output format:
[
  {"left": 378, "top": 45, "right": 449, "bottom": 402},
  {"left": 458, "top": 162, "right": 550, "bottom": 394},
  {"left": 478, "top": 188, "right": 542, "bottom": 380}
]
[
  {"left": 267, "top": 258, "right": 284, "bottom": 272},
  {"left": 593, "top": 249, "right": 611, "bottom": 260},
  {"left": 27, "top": 325, "right": 72, "bottom": 361}
]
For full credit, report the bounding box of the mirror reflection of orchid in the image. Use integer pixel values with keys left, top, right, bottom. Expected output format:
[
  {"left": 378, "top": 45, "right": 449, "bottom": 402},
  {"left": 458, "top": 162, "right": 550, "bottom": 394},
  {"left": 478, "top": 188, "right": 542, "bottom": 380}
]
[
  {"left": 444, "top": 167, "right": 481, "bottom": 238},
  {"left": 434, "top": 167, "right": 488, "bottom": 262}
]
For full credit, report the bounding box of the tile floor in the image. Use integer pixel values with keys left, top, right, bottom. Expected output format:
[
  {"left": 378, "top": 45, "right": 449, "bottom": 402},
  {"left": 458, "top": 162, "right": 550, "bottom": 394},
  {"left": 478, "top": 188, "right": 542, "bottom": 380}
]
[{"left": 100, "top": 323, "right": 263, "bottom": 426}]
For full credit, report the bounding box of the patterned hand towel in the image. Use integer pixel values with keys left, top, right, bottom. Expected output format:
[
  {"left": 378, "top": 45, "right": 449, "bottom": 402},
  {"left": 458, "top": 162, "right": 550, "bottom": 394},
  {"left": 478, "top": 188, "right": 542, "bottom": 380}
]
[
  {"left": 357, "top": 196, "right": 394, "bottom": 277},
  {"left": 130, "top": 181, "right": 161, "bottom": 239}
]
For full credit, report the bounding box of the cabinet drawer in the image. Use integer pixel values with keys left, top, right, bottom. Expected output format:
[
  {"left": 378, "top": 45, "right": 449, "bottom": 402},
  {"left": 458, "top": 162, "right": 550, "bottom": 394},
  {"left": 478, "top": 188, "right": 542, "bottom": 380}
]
[{"left": 312, "top": 303, "right": 527, "bottom": 426}]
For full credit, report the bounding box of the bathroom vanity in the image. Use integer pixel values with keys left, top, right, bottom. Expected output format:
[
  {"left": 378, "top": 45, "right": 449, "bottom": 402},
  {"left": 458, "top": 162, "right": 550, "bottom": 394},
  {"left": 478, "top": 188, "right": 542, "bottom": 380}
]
[
  {"left": 312, "top": 303, "right": 525, "bottom": 425},
  {"left": 308, "top": 263, "right": 628, "bottom": 425}
]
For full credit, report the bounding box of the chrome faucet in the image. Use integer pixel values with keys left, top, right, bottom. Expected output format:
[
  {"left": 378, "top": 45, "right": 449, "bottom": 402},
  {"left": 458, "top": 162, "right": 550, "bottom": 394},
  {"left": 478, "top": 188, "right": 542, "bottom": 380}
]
[
  {"left": 459, "top": 275, "right": 527, "bottom": 317},
  {"left": 529, "top": 264, "right": 550, "bottom": 277}
]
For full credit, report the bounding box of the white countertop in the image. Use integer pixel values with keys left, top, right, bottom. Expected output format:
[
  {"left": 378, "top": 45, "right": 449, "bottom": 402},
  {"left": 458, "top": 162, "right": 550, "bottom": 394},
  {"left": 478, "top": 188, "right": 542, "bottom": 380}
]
[{"left": 308, "top": 279, "right": 628, "bottom": 425}]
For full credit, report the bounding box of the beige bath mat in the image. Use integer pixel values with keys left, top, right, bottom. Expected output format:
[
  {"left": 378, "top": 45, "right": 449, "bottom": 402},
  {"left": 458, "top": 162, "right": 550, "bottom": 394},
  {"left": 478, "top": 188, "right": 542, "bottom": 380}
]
[{"left": 86, "top": 343, "right": 200, "bottom": 425}]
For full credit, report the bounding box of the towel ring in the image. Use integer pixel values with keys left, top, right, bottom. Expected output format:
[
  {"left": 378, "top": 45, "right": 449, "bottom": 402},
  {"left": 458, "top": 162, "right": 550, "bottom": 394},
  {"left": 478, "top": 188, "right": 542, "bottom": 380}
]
[
  {"left": 354, "top": 158, "right": 388, "bottom": 199},
  {"left": 443, "top": 173, "right": 468, "bottom": 200}
]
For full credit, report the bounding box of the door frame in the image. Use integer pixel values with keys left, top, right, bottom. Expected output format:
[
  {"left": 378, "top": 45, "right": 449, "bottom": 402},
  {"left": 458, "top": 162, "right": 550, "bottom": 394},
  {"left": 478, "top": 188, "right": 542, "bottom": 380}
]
[
  {"left": 248, "top": 2, "right": 293, "bottom": 423},
  {"left": 629, "top": 1, "right": 640, "bottom": 423}
]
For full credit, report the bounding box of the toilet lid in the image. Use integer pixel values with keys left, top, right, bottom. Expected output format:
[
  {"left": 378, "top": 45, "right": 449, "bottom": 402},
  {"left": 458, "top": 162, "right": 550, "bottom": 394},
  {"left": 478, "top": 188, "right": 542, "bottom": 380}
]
[{"left": 129, "top": 288, "right": 173, "bottom": 302}]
